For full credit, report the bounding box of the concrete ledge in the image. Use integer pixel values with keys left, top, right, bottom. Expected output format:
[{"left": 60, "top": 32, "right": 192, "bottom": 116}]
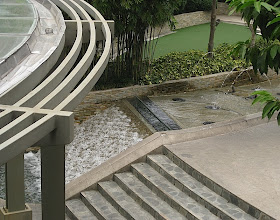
[
  {"left": 87, "top": 69, "right": 278, "bottom": 105},
  {"left": 66, "top": 111, "right": 274, "bottom": 200}
]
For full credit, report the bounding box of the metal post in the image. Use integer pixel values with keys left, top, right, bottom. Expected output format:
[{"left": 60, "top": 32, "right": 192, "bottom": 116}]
[
  {"left": 41, "top": 145, "right": 65, "bottom": 220},
  {"left": 5, "top": 153, "right": 25, "bottom": 212}
]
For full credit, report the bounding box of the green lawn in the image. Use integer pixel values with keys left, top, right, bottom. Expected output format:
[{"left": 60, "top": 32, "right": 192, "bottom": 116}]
[{"left": 153, "top": 22, "right": 252, "bottom": 58}]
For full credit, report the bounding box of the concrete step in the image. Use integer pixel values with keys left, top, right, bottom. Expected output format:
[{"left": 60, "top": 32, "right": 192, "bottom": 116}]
[
  {"left": 66, "top": 199, "right": 98, "bottom": 220},
  {"left": 81, "top": 190, "right": 126, "bottom": 220},
  {"left": 162, "top": 147, "right": 260, "bottom": 218},
  {"left": 65, "top": 150, "right": 259, "bottom": 220},
  {"left": 114, "top": 172, "right": 187, "bottom": 220},
  {"left": 131, "top": 163, "right": 220, "bottom": 220},
  {"left": 98, "top": 181, "right": 155, "bottom": 220},
  {"left": 147, "top": 154, "right": 256, "bottom": 220}
]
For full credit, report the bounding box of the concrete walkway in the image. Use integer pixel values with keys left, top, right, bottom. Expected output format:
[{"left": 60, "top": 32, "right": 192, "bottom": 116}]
[
  {"left": 217, "top": 15, "right": 247, "bottom": 26},
  {"left": 166, "top": 121, "right": 280, "bottom": 219}
]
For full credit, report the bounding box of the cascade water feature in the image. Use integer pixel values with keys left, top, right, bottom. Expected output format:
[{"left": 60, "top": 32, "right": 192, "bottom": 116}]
[
  {"left": 148, "top": 79, "right": 280, "bottom": 129},
  {"left": 0, "top": 105, "right": 148, "bottom": 203},
  {"left": 128, "top": 96, "right": 181, "bottom": 131},
  {"left": 1, "top": 78, "right": 279, "bottom": 204}
]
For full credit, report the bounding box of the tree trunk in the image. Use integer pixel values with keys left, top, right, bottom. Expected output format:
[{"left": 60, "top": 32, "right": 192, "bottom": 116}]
[
  {"left": 208, "top": 0, "right": 217, "bottom": 59},
  {"left": 249, "top": 23, "right": 256, "bottom": 47}
]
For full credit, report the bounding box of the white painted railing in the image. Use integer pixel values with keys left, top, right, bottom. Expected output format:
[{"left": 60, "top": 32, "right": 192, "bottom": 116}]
[{"left": 0, "top": 0, "right": 113, "bottom": 219}]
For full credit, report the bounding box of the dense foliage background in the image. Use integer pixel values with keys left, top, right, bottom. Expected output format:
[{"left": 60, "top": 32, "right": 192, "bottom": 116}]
[
  {"left": 227, "top": 0, "right": 280, "bottom": 124},
  {"left": 175, "top": 0, "right": 212, "bottom": 14},
  {"left": 91, "top": 0, "right": 184, "bottom": 84}
]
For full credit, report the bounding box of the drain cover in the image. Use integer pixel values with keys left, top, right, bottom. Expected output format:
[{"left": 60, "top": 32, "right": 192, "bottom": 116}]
[
  {"left": 245, "top": 94, "right": 257, "bottom": 100},
  {"left": 203, "top": 121, "right": 215, "bottom": 125},
  {"left": 205, "top": 105, "right": 220, "bottom": 110},
  {"left": 172, "top": 98, "right": 185, "bottom": 102}
]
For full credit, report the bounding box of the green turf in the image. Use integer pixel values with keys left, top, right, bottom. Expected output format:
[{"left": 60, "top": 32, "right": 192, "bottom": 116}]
[{"left": 153, "top": 22, "right": 252, "bottom": 58}]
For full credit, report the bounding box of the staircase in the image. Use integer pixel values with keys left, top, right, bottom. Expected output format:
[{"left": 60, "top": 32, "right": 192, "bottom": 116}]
[{"left": 66, "top": 148, "right": 257, "bottom": 220}]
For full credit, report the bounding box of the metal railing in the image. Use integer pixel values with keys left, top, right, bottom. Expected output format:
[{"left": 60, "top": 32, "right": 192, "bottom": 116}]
[{"left": 0, "top": 0, "right": 113, "bottom": 219}]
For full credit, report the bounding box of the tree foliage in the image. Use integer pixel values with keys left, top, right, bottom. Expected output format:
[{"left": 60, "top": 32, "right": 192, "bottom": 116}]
[
  {"left": 228, "top": 0, "right": 280, "bottom": 74},
  {"left": 227, "top": 0, "right": 280, "bottom": 123},
  {"left": 252, "top": 90, "right": 280, "bottom": 125},
  {"left": 175, "top": 0, "right": 212, "bottom": 14},
  {"left": 91, "top": 0, "right": 184, "bottom": 83}
]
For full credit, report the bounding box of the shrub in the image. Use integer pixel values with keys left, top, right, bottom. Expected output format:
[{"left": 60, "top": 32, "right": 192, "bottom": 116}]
[
  {"left": 175, "top": 0, "right": 212, "bottom": 14},
  {"left": 141, "top": 43, "right": 249, "bottom": 85},
  {"left": 198, "top": 0, "right": 212, "bottom": 11}
]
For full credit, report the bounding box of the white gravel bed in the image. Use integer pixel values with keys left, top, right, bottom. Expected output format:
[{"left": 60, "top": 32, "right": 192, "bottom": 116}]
[{"left": 0, "top": 106, "right": 145, "bottom": 203}]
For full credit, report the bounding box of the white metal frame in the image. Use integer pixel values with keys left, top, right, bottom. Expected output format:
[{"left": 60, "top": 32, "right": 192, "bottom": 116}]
[{"left": 0, "top": 0, "right": 113, "bottom": 219}]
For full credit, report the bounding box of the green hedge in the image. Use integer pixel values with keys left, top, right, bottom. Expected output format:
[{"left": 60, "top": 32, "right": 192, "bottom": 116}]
[
  {"left": 175, "top": 0, "right": 212, "bottom": 14},
  {"left": 141, "top": 44, "right": 249, "bottom": 85}
]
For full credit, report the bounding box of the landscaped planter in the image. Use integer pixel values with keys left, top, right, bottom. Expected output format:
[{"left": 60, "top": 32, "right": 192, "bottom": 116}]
[{"left": 77, "top": 69, "right": 278, "bottom": 107}]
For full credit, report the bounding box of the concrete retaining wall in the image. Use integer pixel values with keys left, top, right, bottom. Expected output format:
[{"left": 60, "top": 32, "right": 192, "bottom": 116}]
[
  {"left": 73, "top": 69, "right": 278, "bottom": 122},
  {"left": 153, "top": 11, "right": 211, "bottom": 36},
  {"left": 152, "top": 3, "right": 239, "bottom": 37},
  {"left": 217, "top": 2, "right": 241, "bottom": 16},
  {"left": 77, "top": 69, "right": 277, "bottom": 105}
]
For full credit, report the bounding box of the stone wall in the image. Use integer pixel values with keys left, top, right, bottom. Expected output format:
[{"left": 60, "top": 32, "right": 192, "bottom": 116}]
[
  {"left": 217, "top": 2, "right": 240, "bottom": 16},
  {"left": 152, "top": 3, "right": 240, "bottom": 38},
  {"left": 153, "top": 11, "right": 211, "bottom": 36}
]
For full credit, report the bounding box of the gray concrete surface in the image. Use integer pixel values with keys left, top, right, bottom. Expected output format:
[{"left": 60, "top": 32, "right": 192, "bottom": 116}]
[
  {"left": 166, "top": 121, "right": 280, "bottom": 219},
  {"left": 217, "top": 15, "right": 246, "bottom": 25}
]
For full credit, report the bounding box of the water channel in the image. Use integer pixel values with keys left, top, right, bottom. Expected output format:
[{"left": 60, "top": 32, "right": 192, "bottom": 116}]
[{"left": 1, "top": 78, "right": 280, "bottom": 203}]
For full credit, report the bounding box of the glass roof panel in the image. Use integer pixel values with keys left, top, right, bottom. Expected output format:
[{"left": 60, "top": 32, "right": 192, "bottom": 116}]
[
  {"left": 0, "top": 0, "right": 37, "bottom": 61},
  {"left": 0, "top": 36, "right": 29, "bottom": 59},
  {"left": 0, "top": 5, "right": 35, "bottom": 17},
  {"left": 0, "top": 0, "right": 30, "bottom": 4},
  {"left": 0, "top": 18, "right": 35, "bottom": 34}
]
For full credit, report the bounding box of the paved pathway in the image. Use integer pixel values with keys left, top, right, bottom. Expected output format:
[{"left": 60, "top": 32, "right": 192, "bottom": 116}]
[
  {"left": 166, "top": 121, "right": 280, "bottom": 219},
  {"left": 217, "top": 15, "right": 247, "bottom": 26}
]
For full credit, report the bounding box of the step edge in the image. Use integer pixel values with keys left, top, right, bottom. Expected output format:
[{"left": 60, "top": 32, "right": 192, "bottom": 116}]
[
  {"left": 97, "top": 182, "right": 135, "bottom": 220},
  {"left": 130, "top": 165, "right": 218, "bottom": 220},
  {"left": 98, "top": 181, "right": 155, "bottom": 220},
  {"left": 81, "top": 190, "right": 126, "bottom": 220},
  {"left": 66, "top": 199, "right": 97, "bottom": 220},
  {"left": 147, "top": 155, "right": 255, "bottom": 220},
  {"left": 65, "top": 202, "right": 77, "bottom": 220},
  {"left": 81, "top": 191, "right": 107, "bottom": 220},
  {"left": 162, "top": 147, "right": 275, "bottom": 220},
  {"left": 114, "top": 172, "right": 187, "bottom": 220}
]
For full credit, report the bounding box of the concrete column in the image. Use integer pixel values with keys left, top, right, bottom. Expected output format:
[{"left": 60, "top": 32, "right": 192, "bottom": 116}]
[
  {"left": 41, "top": 145, "right": 65, "bottom": 220},
  {"left": 5, "top": 153, "right": 25, "bottom": 212},
  {"left": 0, "top": 153, "right": 32, "bottom": 220}
]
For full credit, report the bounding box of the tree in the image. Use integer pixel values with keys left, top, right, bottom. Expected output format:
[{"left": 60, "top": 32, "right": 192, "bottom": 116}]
[
  {"left": 227, "top": 0, "right": 280, "bottom": 124},
  {"left": 208, "top": 0, "right": 217, "bottom": 58},
  {"left": 91, "top": 0, "right": 185, "bottom": 83}
]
